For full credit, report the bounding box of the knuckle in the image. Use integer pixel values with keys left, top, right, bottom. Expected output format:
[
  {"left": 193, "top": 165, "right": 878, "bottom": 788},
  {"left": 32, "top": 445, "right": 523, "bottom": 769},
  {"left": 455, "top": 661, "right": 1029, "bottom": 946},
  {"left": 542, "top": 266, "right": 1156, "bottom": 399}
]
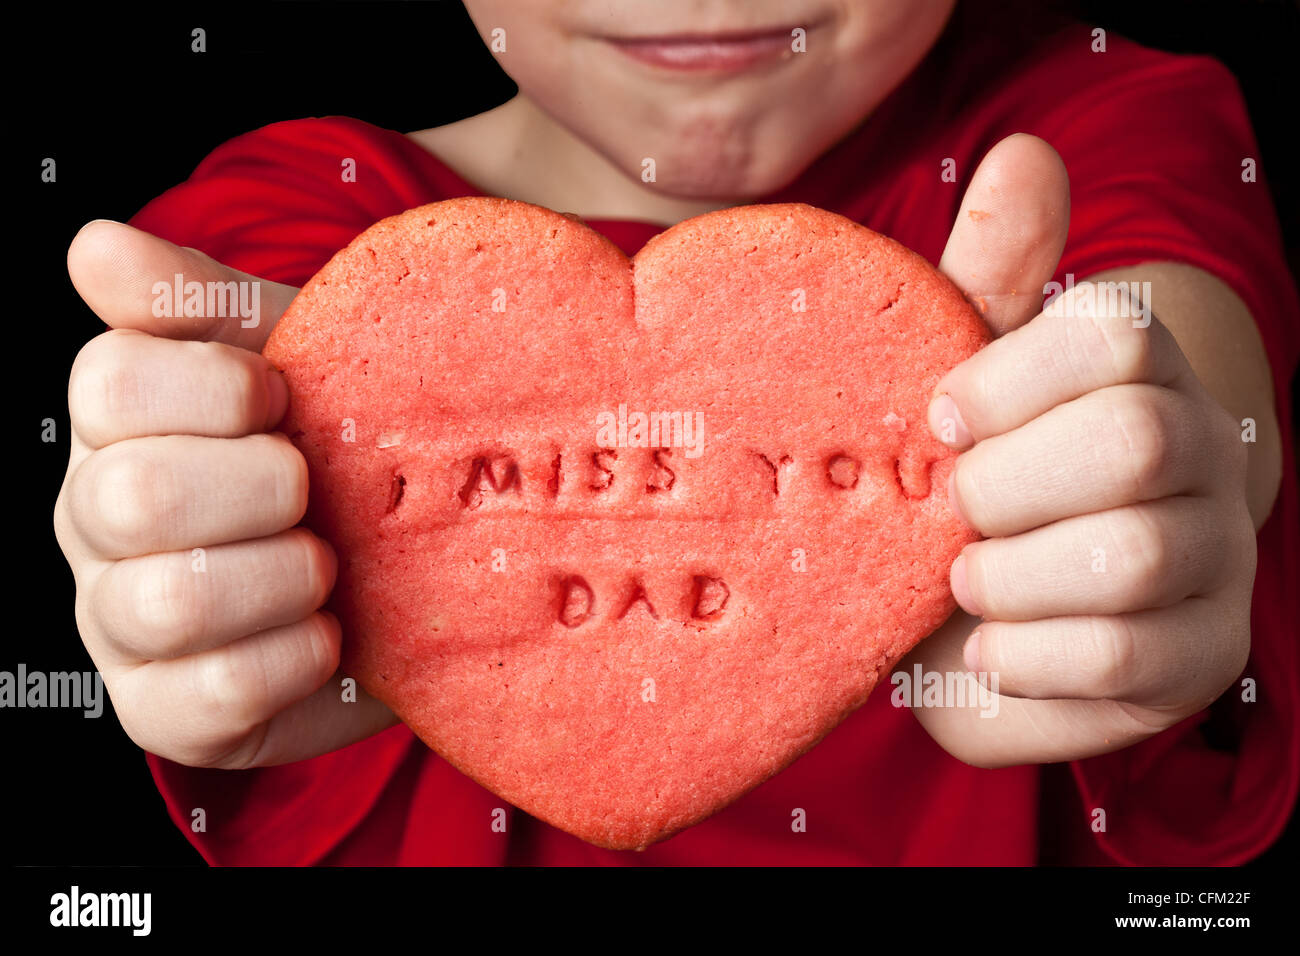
[
  {"left": 68, "top": 331, "right": 141, "bottom": 442},
  {"left": 107, "top": 669, "right": 240, "bottom": 769},
  {"left": 53, "top": 487, "right": 76, "bottom": 558},
  {"left": 129, "top": 558, "right": 210, "bottom": 657},
  {"left": 111, "top": 699, "right": 152, "bottom": 754},
  {"left": 85, "top": 446, "right": 171, "bottom": 553},
  {"left": 72, "top": 592, "right": 99, "bottom": 651},
  {"left": 197, "top": 645, "right": 269, "bottom": 732},
  {"left": 1233, "top": 515, "right": 1259, "bottom": 579},
  {"left": 1191, "top": 610, "right": 1251, "bottom": 711},
  {"left": 1086, "top": 616, "right": 1140, "bottom": 693},
  {"left": 1209, "top": 507, "right": 1257, "bottom": 595},
  {"left": 216, "top": 346, "right": 267, "bottom": 431},
  {"left": 1110, "top": 509, "right": 1170, "bottom": 597},
  {"left": 1110, "top": 392, "right": 1173, "bottom": 496},
  {"left": 1219, "top": 406, "right": 1250, "bottom": 482},
  {"left": 104, "top": 675, "right": 168, "bottom": 759},
  {"left": 1088, "top": 307, "right": 1153, "bottom": 383},
  {"left": 1223, "top": 617, "right": 1251, "bottom": 685}
]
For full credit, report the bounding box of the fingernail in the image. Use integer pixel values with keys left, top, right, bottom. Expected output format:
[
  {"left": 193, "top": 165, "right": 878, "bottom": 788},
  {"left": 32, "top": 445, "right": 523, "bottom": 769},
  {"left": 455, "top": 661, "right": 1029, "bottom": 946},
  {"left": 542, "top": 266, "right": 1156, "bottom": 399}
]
[
  {"left": 962, "top": 630, "right": 982, "bottom": 673},
  {"left": 319, "top": 536, "right": 339, "bottom": 579},
  {"left": 928, "top": 393, "right": 972, "bottom": 449},
  {"left": 951, "top": 553, "right": 983, "bottom": 617},
  {"left": 947, "top": 469, "right": 973, "bottom": 530},
  {"left": 265, "top": 367, "right": 289, "bottom": 428}
]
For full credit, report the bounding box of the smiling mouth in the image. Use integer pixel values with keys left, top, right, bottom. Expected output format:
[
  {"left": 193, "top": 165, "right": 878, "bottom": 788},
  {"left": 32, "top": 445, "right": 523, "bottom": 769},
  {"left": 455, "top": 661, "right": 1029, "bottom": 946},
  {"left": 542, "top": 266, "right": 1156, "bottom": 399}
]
[{"left": 603, "top": 26, "right": 813, "bottom": 73}]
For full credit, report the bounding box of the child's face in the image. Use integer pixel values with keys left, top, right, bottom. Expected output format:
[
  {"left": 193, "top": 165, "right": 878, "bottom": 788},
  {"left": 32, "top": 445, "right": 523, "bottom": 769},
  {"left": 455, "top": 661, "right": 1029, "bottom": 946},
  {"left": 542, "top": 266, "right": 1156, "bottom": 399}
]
[{"left": 463, "top": 0, "right": 956, "bottom": 200}]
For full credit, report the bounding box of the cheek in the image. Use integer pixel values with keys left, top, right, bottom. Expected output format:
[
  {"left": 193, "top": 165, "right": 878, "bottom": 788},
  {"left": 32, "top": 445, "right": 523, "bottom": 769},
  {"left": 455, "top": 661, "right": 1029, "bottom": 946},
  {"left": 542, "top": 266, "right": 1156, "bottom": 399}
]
[{"left": 462, "top": 1, "right": 576, "bottom": 80}]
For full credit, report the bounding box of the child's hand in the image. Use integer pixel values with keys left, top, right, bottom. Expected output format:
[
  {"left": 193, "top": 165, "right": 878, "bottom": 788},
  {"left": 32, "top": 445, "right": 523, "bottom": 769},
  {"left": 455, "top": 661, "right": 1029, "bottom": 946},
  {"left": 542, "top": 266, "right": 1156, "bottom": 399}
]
[
  {"left": 54, "top": 222, "right": 396, "bottom": 768},
  {"left": 903, "top": 134, "right": 1260, "bottom": 766}
]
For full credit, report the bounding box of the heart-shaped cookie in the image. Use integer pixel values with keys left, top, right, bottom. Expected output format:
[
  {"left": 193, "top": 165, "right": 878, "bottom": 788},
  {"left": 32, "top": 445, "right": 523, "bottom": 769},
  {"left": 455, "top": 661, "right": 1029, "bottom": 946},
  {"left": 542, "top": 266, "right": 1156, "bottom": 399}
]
[{"left": 264, "top": 198, "right": 987, "bottom": 849}]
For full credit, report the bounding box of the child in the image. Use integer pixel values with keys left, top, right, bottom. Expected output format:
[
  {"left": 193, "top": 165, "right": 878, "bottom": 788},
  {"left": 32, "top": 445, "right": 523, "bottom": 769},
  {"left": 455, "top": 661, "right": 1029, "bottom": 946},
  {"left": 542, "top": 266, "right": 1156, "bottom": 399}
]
[{"left": 55, "top": 0, "right": 1296, "bottom": 864}]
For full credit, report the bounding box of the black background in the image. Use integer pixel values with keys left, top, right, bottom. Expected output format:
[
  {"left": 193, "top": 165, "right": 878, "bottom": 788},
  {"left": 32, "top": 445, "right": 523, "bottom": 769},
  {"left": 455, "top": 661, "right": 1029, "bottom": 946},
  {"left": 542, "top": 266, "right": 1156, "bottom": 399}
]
[{"left": 9, "top": 0, "right": 1297, "bottom": 871}]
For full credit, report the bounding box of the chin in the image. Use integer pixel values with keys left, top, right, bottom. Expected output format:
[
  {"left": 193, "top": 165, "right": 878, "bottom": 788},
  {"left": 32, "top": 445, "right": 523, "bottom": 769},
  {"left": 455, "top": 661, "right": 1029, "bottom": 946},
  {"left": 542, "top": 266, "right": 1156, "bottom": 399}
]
[{"left": 619, "top": 132, "right": 817, "bottom": 203}]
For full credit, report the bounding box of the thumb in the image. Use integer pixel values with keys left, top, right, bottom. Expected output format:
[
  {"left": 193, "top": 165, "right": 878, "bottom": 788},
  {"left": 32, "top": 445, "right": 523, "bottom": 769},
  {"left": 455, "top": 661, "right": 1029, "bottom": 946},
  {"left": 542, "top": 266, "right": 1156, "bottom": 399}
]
[
  {"left": 938, "top": 133, "right": 1070, "bottom": 337},
  {"left": 67, "top": 220, "right": 298, "bottom": 352}
]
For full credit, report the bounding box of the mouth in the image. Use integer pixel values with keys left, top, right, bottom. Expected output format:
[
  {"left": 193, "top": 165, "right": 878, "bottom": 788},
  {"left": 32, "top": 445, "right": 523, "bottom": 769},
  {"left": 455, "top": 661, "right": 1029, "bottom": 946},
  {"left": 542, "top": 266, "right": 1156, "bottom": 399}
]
[{"left": 602, "top": 25, "right": 815, "bottom": 73}]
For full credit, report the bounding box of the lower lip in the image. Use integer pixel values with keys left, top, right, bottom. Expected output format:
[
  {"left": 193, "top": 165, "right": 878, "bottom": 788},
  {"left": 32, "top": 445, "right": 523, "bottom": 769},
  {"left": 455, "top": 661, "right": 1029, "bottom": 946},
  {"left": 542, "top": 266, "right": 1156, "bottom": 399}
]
[{"left": 607, "top": 31, "right": 800, "bottom": 73}]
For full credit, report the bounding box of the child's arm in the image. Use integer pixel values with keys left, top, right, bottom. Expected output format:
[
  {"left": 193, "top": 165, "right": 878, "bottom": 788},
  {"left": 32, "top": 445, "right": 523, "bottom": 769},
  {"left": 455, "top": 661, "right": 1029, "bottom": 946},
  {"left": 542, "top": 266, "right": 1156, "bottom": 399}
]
[
  {"left": 54, "top": 221, "right": 397, "bottom": 768},
  {"left": 905, "top": 134, "right": 1279, "bottom": 767}
]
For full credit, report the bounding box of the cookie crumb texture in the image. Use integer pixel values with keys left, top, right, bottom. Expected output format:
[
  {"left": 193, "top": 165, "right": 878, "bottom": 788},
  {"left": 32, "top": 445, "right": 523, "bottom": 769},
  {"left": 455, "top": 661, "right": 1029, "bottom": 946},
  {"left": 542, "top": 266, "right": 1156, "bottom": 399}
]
[{"left": 264, "top": 198, "right": 988, "bottom": 850}]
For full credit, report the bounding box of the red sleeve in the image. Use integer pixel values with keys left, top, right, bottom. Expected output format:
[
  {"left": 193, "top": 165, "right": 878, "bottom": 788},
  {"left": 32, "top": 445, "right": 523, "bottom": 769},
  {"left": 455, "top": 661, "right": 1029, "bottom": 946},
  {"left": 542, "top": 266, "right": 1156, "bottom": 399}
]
[
  {"left": 128, "top": 115, "right": 465, "bottom": 286},
  {"left": 1020, "top": 35, "right": 1300, "bottom": 864}
]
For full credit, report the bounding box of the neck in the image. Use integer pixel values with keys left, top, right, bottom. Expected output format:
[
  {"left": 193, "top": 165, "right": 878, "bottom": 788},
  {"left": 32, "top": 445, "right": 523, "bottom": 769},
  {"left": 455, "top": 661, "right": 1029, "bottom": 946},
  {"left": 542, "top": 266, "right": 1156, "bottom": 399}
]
[{"left": 408, "top": 95, "right": 730, "bottom": 227}]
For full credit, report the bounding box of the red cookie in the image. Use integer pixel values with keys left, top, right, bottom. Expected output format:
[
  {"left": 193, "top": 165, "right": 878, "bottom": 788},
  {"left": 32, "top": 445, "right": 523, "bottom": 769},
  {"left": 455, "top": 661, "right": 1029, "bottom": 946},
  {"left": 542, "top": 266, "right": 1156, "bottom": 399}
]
[{"left": 264, "top": 198, "right": 988, "bottom": 850}]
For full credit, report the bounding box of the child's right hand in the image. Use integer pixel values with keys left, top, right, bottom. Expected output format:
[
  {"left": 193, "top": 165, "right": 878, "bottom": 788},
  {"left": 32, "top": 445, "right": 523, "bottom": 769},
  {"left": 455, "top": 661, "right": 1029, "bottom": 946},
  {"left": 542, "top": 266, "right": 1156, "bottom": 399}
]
[{"left": 54, "top": 221, "right": 397, "bottom": 768}]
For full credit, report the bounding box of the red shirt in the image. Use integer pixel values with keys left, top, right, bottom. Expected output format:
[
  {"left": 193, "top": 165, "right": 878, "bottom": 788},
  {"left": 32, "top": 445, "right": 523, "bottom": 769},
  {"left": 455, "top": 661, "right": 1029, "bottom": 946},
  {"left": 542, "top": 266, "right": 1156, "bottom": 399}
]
[{"left": 130, "top": 16, "right": 1299, "bottom": 865}]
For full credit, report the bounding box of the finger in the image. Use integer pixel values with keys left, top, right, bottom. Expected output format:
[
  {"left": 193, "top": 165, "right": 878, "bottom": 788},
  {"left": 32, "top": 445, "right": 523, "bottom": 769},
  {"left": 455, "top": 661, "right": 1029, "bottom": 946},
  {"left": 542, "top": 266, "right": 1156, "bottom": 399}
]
[
  {"left": 951, "top": 384, "right": 1225, "bottom": 537},
  {"left": 215, "top": 674, "right": 399, "bottom": 768},
  {"left": 900, "top": 610, "right": 1173, "bottom": 766},
  {"left": 67, "top": 220, "right": 297, "bottom": 350},
  {"left": 927, "top": 282, "right": 1191, "bottom": 450},
  {"left": 951, "top": 498, "right": 1236, "bottom": 621},
  {"left": 91, "top": 529, "right": 337, "bottom": 662},
  {"left": 66, "top": 433, "right": 307, "bottom": 559},
  {"left": 69, "top": 329, "right": 290, "bottom": 449},
  {"left": 113, "top": 611, "right": 342, "bottom": 767},
  {"left": 938, "top": 133, "right": 1070, "bottom": 336},
  {"left": 964, "top": 598, "right": 1250, "bottom": 708}
]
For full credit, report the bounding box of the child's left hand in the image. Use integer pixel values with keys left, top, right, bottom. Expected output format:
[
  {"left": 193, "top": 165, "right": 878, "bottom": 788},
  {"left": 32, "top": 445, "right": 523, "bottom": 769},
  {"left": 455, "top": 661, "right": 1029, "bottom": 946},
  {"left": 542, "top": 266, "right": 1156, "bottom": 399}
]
[{"left": 902, "top": 133, "right": 1262, "bottom": 766}]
